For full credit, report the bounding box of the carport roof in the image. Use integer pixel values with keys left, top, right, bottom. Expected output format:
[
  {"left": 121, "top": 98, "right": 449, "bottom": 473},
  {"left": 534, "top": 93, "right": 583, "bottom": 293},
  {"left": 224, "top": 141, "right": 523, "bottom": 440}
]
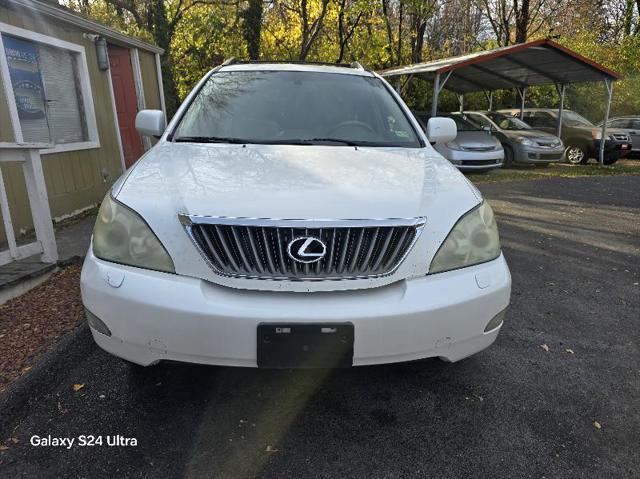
[{"left": 379, "top": 39, "right": 621, "bottom": 93}]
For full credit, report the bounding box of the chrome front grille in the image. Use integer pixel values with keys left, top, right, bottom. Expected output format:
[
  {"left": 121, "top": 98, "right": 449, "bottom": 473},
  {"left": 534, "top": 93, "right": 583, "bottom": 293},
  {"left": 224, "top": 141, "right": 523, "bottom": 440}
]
[{"left": 181, "top": 216, "right": 425, "bottom": 280}]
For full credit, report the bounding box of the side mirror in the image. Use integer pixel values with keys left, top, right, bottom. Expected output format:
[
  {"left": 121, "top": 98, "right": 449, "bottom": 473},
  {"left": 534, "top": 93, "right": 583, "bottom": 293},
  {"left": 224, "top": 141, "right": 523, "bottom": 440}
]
[
  {"left": 135, "top": 110, "right": 165, "bottom": 137},
  {"left": 426, "top": 117, "right": 457, "bottom": 144},
  {"left": 482, "top": 125, "right": 492, "bottom": 133}
]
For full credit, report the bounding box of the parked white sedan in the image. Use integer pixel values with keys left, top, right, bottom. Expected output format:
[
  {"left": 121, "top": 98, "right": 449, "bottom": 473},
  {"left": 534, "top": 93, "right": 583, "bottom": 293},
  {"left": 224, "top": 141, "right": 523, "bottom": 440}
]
[
  {"left": 81, "top": 62, "right": 511, "bottom": 368},
  {"left": 413, "top": 112, "right": 504, "bottom": 171}
]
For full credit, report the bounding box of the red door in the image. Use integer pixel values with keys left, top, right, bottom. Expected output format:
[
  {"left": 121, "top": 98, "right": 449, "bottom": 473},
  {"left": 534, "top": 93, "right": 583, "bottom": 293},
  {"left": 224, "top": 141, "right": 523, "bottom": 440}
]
[{"left": 108, "top": 44, "right": 144, "bottom": 169}]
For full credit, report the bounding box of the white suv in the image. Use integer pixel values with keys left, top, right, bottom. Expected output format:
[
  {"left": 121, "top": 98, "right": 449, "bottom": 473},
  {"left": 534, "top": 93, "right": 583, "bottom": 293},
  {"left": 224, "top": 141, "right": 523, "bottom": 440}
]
[{"left": 80, "top": 61, "right": 511, "bottom": 368}]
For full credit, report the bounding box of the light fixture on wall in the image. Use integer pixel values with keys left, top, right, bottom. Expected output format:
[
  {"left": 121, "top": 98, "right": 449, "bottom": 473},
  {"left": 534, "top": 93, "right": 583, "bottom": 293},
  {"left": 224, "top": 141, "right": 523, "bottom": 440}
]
[
  {"left": 95, "top": 36, "right": 109, "bottom": 71},
  {"left": 85, "top": 33, "right": 109, "bottom": 71}
]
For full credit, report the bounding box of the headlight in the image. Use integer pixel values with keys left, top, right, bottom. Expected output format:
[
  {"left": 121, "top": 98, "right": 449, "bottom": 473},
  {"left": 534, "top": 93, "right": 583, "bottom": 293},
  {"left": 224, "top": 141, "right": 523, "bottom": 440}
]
[
  {"left": 429, "top": 202, "right": 501, "bottom": 274},
  {"left": 445, "top": 141, "right": 462, "bottom": 150},
  {"left": 591, "top": 130, "right": 607, "bottom": 140},
  {"left": 516, "top": 137, "right": 535, "bottom": 146},
  {"left": 93, "top": 195, "right": 175, "bottom": 273}
]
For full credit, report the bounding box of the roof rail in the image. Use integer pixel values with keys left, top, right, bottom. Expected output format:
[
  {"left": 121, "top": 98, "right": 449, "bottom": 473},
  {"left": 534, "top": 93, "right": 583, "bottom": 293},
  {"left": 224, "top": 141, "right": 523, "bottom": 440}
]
[{"left": 216, "top": 59, "right": 366, "bottom": 69}]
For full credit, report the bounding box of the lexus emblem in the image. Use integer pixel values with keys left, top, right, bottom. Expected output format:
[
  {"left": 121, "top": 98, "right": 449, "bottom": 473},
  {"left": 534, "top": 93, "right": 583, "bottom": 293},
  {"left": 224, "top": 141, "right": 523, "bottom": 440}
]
[{"left": 287, "top": 237, "right": 327, "bottom": 263}]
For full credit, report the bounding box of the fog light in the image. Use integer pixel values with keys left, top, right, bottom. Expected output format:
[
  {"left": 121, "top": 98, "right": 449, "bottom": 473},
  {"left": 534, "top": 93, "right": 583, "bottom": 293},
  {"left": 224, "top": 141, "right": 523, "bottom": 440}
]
[
  {"left": 484, "top": 308, "right": 507, "bottom": 332},
  {"left": 85, "top": 308, "right": 112, "bottom": 336}
]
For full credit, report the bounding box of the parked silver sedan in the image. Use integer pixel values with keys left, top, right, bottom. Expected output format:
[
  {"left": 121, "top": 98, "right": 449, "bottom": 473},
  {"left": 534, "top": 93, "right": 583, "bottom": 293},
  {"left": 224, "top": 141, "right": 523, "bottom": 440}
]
[
  {"left": 459, "top": 111, "right": 564, "bottom": 167},
  {"left": 413, "top": 111, "right": 504, "bottom": 171}
]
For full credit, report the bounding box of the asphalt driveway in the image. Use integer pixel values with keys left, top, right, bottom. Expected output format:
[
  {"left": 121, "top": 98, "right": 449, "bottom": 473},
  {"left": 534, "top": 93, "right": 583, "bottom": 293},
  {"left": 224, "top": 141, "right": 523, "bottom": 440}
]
[{"left": 1, "top": 176, "right": 638, "bottom": 478}]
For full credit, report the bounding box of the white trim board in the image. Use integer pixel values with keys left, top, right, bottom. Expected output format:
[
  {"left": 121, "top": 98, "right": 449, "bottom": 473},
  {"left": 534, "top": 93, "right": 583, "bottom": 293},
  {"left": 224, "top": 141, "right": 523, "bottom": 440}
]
[
  {"left": 106, "top": 58, "right": 127, "bottom": 174},
  {"left": 155, "top": 53, "right": 167, "bottom": 123},
  {"left": 130, "top": 48, "right": 151, "bottom": 151},
  {"left": 0, "top": 32, "right": 23, "bottom": 142},
  {"left": 0, "top": 21, "right": 101, "bottom": 154}
]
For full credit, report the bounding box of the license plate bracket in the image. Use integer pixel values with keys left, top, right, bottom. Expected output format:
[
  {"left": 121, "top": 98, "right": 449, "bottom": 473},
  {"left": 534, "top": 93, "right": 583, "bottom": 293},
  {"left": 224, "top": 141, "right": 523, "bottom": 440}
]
[{"left": 257, "top": 323, "right": 354, "bottom": 368}]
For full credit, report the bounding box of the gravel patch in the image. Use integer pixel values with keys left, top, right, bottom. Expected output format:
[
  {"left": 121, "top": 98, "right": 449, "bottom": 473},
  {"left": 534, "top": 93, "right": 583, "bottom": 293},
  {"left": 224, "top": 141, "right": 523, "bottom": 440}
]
[{"left": 0, "top": 266, "right": 83, "bottom": 392}]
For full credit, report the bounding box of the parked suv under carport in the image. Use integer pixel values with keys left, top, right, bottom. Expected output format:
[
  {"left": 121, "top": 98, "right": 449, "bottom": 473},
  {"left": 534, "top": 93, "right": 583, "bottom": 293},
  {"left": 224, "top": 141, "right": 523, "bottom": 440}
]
[{"left": 499, "top": 108, "right": 631, "bottom": 165}]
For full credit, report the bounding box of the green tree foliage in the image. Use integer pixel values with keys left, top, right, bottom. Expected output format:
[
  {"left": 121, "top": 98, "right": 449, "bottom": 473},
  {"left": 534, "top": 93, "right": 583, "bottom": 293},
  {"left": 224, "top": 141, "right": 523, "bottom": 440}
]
[{"left": 64, "top": 0, "right": 640, "bottom": 121}]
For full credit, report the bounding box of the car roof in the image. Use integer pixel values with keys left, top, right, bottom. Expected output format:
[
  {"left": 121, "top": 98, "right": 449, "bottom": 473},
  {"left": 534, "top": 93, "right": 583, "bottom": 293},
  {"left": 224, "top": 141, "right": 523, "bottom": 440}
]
[{"left": 218, "top": 62, "right": 375, "bottom": 77}]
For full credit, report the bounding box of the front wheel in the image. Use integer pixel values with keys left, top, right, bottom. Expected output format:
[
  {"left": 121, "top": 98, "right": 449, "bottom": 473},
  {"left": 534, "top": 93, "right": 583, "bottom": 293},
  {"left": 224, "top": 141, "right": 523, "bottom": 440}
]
[{"left": 565, "top": 145, "right": 587, "bottom": 164}]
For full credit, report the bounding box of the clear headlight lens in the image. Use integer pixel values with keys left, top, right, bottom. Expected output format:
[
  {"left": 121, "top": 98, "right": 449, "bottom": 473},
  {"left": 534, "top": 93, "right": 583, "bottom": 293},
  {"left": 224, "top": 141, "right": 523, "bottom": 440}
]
[
  {"left": 93, "top": 195, "right": 175, "bottom": 273},
  {"left": 429, "top": 202, "right": 501, "bottom": 274},
  {"left": 445, "top": 141, "right": 462, "bottom": 150},
  {"left": 516, "top": 137, "right": 535, "bottom": 146}
]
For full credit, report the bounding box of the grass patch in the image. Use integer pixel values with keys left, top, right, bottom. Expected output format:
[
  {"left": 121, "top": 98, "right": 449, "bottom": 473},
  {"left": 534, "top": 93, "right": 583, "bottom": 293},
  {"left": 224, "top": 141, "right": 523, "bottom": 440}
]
[{"left": 468, "top": 159, "right": 640, "bottom": 184}]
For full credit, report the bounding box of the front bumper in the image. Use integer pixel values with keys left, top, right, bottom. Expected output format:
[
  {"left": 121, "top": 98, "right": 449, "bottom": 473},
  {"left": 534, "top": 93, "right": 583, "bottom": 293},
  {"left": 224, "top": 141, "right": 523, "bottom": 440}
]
[
  {"left": 441, "top": 147, "right": 504, "bottom": 171},
  {"left": 80, "top": 251, "right": 511, "bottom": 367},
  {"left": 514, "top": 145, "right": 564, "bottom": 163},
  {"left": 592, "top": 139, "right": 632, "bottom": 159}
]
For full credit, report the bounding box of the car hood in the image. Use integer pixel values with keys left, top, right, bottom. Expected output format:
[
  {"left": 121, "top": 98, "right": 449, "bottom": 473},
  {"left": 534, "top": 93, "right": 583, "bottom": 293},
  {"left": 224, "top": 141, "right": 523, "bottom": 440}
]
[
  {"left": 112, "top": 142, "right": 482, "bottom": 291},
  {"left": 502, "top": 129, "right": 560, "bottom": 141},
  {"left": 455, "top": 131, "right": 500, "bottom": 148},
  {"left": 571, "top": 125, "right": 628, "bottom": 136},
  {"left": 115, "top": 142, "right": 479, "bottom": 219}
]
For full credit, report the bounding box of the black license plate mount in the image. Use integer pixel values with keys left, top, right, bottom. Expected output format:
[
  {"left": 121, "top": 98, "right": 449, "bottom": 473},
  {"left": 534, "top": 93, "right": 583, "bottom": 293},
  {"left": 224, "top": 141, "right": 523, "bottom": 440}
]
[{"left": 257, "top": 323, "right": 354, "bottom": 368}]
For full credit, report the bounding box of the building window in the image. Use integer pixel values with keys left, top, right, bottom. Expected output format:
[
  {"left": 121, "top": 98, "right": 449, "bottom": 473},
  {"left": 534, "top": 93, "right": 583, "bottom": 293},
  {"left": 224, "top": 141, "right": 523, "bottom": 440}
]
[{"left": 0, "top": 24, "right": 99, "bottom": 153}]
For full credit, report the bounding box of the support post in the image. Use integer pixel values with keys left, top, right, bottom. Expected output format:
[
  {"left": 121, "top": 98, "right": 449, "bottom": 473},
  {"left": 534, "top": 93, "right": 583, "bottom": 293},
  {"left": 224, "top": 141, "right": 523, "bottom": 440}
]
[
  {"left": 0, "top": 167, "right": 18, "bottom": 259},
  {"left": 431, "top": 72, "right": 440, "bottom": 117},
  {"left": 485, "top": 91, "right": 493, "bottom": 111},
  {"left": 599, "top": 79, "right": 613, "bottom": 166},
  {"left": 22, "top": 149, "right": 58, "bottom": 263},
  {"left": 517, "top": 87, "right": 527, "bottom": 120},
  {"left": 457, "top": 94, "right": 464, "bottom": 112},
  {"left": 556, "top": 84, "right": 566, "bottom": 138}
]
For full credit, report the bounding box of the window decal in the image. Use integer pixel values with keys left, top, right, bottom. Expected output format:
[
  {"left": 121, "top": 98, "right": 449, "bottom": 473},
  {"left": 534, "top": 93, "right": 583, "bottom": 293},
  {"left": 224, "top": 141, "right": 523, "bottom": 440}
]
[{"left": 3, "top": 36, "right": 46, "bottom": 120}]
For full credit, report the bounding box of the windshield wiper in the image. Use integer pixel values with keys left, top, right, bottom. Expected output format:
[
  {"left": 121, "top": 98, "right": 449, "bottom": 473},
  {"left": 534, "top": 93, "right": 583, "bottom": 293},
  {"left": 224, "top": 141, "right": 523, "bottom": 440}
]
[
  {"left": 305, "top": 138, "right": 361, "bottom": 146},
  {"left": 174, "top": 136, "right": 251, "bottom": 144}
]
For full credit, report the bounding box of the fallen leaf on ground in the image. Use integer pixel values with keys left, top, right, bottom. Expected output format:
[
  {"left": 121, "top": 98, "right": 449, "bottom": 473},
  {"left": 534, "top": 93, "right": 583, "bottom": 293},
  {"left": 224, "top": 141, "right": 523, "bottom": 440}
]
[
  {"left": 10, "top": 437, "right": 18, "bottom": 443},
  {"left": 540, "top": 344, "right": 550, "bottom": 352},
  {"left": 565, "top": 348, "right": 575, "bottom": 354},
  {"left": 0, "top": 445, "right": 8, "bottom": 451},
  {"left": 594, "top": 421, "right": 602, "bottom": 429},
  {"left": 72, "top": 383, "right": 85, "bottom": 392},
  {"left": 265, "top": 445, "right": 279, "bottom": 453}
]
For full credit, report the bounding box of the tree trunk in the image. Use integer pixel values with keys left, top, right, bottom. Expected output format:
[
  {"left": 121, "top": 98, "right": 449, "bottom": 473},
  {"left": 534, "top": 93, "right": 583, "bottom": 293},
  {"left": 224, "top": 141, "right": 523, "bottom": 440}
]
[
  {"left": 515, "top": 0, "right": 530, "bottom": 43},
  {"left": 242, "top": 0, "right": 263, "bottom": 59},
  {"left": 381, "top": 0, "right": 395, "bottom": 65},
  {"left": 152, "top": 0, "right": 179, "bottom": 118}
]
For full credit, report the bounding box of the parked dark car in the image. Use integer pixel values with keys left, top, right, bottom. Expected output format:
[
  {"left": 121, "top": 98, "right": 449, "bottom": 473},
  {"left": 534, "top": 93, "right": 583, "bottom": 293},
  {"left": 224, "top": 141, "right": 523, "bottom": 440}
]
[
  {"left": 457, "top": 111, "right": 564, "bottom": 167},
  {"left": 597, "top": 117, "right": 640, "bottom": 157},
  {"left": 499, "top": 108, "right": 631, "bottom": 165}
]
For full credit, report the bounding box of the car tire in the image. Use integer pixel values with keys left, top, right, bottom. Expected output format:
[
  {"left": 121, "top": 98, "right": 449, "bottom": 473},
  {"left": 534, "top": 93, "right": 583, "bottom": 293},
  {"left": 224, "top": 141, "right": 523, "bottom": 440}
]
[
  {"left": 503, "top": 145, "right": 514, "bottom": 168},
  {"left": 565, "top": 144, "right": 587, "bottom": 164},
  {"left": 603, "top": 156, "right": 618, "bottom": 165}
]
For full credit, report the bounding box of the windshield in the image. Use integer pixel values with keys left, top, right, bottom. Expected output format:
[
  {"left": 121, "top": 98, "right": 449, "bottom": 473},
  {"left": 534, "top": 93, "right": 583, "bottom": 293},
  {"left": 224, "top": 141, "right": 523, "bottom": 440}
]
[
  {"left": 173, "top": 71, "right": 421, "bottom": 147},
  {"left": 485, "top": 112, "right": 531, "bottom": 130},
  {"left": 563, "top": 110, "right": 594, "bottom": 127},
  {"left": 449, "top": 114, "right": 482, "bottom": 131}
]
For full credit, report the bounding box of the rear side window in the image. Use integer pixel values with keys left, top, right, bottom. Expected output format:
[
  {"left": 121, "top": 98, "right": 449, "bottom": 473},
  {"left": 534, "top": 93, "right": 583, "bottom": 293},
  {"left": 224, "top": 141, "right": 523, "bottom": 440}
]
[
  {"left": 174, "top": 71, "right": 422, "bottom": 148},
  {"left": 608, "top": 119, "right": 631, "bottom": 128}
]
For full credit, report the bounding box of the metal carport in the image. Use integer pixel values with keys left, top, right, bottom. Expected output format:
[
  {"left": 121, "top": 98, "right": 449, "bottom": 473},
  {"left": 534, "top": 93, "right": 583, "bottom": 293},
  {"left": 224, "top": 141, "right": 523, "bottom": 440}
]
[{"left": 379, "top": 39, "right": 623, "bottom": 165}]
